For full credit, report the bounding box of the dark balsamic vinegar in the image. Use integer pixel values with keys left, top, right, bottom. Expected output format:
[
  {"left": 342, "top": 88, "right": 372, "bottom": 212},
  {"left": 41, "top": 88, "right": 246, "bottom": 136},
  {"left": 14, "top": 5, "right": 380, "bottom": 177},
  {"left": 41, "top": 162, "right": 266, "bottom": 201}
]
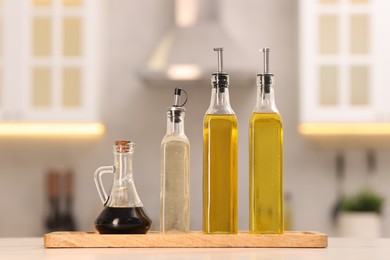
[{"left": 95, "top": 207, "right": 152, "bottom": 234}]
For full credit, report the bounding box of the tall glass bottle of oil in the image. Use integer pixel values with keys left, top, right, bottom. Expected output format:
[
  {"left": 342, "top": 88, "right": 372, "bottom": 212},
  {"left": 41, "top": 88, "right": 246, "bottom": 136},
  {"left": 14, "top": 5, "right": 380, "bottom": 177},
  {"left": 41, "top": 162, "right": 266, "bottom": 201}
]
[
  {"left": 160, "top": 88, "right": 190, "bottom": 233},
  {"left": 249, "top": 48, "right": 283, "bottom": 234},
  {"left": 203, "top": 47, "right": 238, "bottom": 234}
]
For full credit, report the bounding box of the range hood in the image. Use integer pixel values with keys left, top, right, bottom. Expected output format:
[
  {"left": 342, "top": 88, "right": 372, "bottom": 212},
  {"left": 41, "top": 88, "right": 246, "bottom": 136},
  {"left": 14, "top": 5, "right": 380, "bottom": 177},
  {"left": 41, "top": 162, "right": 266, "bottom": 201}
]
[{"left": 140, "top": 0, "right": 254, "bottom": 86}]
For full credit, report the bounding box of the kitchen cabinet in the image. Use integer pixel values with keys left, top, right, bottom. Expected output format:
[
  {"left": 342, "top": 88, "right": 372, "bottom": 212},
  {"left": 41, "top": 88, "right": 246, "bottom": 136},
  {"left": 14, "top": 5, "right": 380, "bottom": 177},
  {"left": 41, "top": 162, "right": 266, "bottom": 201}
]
[
  {"left": 299, "top": 0, "right": 390, "bottom": 146},
  {"left": 0, "top": 0, "right": 102, "bottom": 123}
]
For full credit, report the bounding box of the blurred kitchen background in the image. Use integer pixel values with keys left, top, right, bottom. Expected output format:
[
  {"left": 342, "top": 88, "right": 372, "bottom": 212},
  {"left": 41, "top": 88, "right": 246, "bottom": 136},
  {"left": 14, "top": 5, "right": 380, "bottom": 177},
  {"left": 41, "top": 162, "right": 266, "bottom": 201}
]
[{"left": 1, "top": 0, "right": 390, "bottom": 237}]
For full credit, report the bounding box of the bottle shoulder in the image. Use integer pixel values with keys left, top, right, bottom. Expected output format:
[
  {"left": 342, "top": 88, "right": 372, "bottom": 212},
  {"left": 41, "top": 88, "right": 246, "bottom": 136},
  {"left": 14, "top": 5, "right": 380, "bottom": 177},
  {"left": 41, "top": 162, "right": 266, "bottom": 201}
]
[
  {"left": 250, "top": 112, "right": 283, "bottom": 125},
  {"left": 205, "top": 107, "right": 236, "bottom": 115},
  {"left": 203, "top": 114, "right": 238, "bottom": 131},
  {"left": 161, "top": 134, "right": 190, "bottom": 145},
  {"left": 252, "top": 102, "right": 280, "bottom": 113},
  {"left": 204, "top": 113, "right": 238, "bottom": 122}
]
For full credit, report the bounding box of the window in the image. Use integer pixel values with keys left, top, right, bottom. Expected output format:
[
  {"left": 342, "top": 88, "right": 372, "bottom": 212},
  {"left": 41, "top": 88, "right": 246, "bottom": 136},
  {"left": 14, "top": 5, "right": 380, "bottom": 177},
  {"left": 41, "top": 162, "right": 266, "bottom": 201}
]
[
  {"left": 299, "top": 0, "right": 386, "bottom": 123},
  {"left": 0, "top": 0, "right": 103, "bottom": 125},
  {"left": 299, "top": 0, "right": 390, "bottom": 144}
]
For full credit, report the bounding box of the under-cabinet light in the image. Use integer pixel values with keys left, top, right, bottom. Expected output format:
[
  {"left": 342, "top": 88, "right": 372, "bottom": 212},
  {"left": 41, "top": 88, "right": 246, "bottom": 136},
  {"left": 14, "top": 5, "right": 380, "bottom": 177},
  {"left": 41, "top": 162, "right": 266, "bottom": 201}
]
[
  {"left": 167, "top": 64, "right": 202, "bottom": 80},
  {"left": 0, "top": 123, "right": 105, "bottom": 137},
  {"left": 299, "top": 123, "right": 390, "bottom": 136}
]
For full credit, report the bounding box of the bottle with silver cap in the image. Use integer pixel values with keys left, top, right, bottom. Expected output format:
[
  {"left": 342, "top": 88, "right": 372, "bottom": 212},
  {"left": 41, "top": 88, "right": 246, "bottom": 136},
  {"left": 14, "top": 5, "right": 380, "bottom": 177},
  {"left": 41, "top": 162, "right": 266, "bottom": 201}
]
[
  {"left": 160, "top": 88, "right": 190, "bottom": 233},
  {"left": 249, "top": 48, "right": 284, "bottom": 234},
  {"left": 203, "top": 47, "right": 238, "bottom": 234}
]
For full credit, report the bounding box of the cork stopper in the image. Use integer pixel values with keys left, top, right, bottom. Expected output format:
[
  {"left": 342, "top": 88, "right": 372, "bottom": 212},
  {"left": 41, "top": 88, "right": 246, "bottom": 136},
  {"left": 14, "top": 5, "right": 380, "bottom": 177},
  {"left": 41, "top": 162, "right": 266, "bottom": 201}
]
[{"left": 114, "top": 140, "right": 135, "bottom": 153}]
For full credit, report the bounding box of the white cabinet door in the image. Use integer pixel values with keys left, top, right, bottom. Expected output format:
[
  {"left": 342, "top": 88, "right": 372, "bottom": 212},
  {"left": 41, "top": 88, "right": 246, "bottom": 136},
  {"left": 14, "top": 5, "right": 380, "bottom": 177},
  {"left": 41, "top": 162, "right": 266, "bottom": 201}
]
[
  {"left": 299, "top": 0, "right": 386, "bottom": 124},
  {"left": 0, "top": 0, "right": 102, "bottom": 123}
]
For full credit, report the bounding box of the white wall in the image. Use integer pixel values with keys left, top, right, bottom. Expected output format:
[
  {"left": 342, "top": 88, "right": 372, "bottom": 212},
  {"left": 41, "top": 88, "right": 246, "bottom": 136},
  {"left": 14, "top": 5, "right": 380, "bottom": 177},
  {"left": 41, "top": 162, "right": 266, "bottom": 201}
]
[{"left": 1, "top": 0, "right": 390, "bottom": 237}]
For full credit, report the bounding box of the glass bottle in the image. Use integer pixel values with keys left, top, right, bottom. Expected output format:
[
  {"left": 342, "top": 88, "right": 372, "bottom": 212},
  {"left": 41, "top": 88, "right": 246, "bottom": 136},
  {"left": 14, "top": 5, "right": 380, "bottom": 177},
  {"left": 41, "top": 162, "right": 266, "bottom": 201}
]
[
  {"left": 249, "top": 48, "right": 284, "bottom": 234},
  {"left": 160, "top": 88, "right": 190, "bottom": 233},
  {"left": 62, "top": 169, "right": 77, "bottom": 231},
  {"left": 94, "top": 140, "right": 152, "bottom": 234},
  {"left": 45, "top": 170, "right": 62, "bottom": 232},
  {"left": 203, "top": 47, "right": 238, "bottom": 234}
]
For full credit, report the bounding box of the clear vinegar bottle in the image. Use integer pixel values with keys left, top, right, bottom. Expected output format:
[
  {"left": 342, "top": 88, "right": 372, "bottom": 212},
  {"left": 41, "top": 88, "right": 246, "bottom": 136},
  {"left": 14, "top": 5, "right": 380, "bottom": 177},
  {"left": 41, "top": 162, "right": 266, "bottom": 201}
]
[
  {"left": 203, "top": 47, "right": 238, "bottom": 234},
  {"left": 160, "top": 88, "right": 190, "bottom": 233},
  {"left": 94, "top": 141, "right": 152, "bottom": 234},
  {"left": 249, "top": 48, "right": 284, "bottom": 234}
]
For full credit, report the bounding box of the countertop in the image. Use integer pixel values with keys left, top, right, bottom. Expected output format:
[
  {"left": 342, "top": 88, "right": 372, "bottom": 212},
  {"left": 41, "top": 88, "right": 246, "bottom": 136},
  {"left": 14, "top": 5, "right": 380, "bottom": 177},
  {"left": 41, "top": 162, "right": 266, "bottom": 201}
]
[{"left": 2, "top": 237, "right": 390, "bottom": 259}]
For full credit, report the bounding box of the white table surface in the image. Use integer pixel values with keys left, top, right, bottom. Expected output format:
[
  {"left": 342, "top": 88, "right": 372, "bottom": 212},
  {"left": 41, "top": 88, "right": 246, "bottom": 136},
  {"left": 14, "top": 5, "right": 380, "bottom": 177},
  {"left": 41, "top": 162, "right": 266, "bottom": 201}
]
[{"left": 1, "top": 237, "right": 390, "bottom": 259}]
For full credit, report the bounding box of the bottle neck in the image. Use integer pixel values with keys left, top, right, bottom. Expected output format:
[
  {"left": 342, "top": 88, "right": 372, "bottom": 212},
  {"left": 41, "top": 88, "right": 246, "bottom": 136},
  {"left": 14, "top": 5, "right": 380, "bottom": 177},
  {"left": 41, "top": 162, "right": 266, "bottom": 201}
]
[
  {"left": 107, "top": 150, "right": 143, "bottom": 208},
  {"left": 207, "top": 87, "right": 235, "bottom": 114},
  {"left": 166, "top": 115, "right": 185, "bottom": 135},
  {"left": 113, "top": 152, "right": 133, "bottom": 185},
  {"left": 254, "top": 85, "right": 279, "bottom": 113}
]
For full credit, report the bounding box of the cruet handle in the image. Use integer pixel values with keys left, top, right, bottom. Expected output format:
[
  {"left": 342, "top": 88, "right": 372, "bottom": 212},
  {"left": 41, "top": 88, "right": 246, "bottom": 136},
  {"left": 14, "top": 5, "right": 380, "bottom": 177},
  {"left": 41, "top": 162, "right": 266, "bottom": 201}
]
[{"left": 93, "top": 166, "right": 114, "bottom": 204}]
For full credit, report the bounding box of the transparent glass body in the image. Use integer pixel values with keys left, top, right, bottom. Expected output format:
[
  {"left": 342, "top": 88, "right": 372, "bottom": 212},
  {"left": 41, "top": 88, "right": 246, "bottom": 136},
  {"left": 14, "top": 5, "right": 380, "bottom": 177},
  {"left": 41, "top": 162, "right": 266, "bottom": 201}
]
[
  {"left": 203, "top": 87, "right": 238, "bottom": 234},
  {"left": 160, "top": 109, "right": 190, "bottom": 233},
  {"left": 94, "top": 141, "right": 152, "bottom": 234},
  {"left": 249, "top": 85, "right": 284, "bottom": 234}
]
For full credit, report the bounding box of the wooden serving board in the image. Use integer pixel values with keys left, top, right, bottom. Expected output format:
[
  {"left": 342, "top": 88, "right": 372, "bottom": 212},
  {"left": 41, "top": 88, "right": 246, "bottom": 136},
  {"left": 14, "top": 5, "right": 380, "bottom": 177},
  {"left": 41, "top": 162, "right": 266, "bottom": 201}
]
[{"left": 44, "top": 231, "right": 327, "bottom": 248}]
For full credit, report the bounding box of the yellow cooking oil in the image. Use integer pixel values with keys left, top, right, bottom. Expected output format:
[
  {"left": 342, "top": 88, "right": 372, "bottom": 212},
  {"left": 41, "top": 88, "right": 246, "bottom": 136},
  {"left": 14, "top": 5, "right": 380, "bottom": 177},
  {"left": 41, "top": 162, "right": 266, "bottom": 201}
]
[
  {"left": 203, "top": 114, "right": 238, "bottom": 234},
  {"left": 249, "top": 112, "right": 283, "bottom": 234}
]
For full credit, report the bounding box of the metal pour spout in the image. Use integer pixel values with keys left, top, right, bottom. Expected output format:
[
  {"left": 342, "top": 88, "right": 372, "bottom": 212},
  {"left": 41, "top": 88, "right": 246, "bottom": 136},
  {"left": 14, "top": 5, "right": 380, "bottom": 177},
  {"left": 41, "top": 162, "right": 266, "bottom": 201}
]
[
  {"left": 172, "top": 88, "right": 187, "bottom": 107},
  {"left": 262, "top": 48, "right": 270, "bottom": 74},
  {"left": 257, "top": 47, "right": 274, "bottom": 94},
  {"left": 211, "top": 47, "right": 229, "bottom": 89},
  {"left": 214, "top": 47, "right": 224, "bottom": 73}
]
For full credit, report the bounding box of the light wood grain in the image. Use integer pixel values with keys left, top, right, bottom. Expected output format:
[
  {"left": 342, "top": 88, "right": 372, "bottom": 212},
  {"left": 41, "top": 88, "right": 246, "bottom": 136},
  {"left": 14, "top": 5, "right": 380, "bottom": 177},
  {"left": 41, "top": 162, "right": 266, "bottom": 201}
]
[{"left": 44, "top": 231, "right": 327, "bottom": 248}]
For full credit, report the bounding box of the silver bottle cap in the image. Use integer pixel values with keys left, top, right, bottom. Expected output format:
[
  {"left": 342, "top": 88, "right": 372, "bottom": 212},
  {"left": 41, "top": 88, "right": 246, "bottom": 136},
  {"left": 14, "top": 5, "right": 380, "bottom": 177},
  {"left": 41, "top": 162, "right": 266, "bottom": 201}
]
[
  {"left": 257, "top": 48, "right": 274, "bottom": 93},
  {"left": 167, "top": 88, "right": 187, "bottom": 122},
  {"left": 211, "top": 47, "right": 229, "bottom": 90}
]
